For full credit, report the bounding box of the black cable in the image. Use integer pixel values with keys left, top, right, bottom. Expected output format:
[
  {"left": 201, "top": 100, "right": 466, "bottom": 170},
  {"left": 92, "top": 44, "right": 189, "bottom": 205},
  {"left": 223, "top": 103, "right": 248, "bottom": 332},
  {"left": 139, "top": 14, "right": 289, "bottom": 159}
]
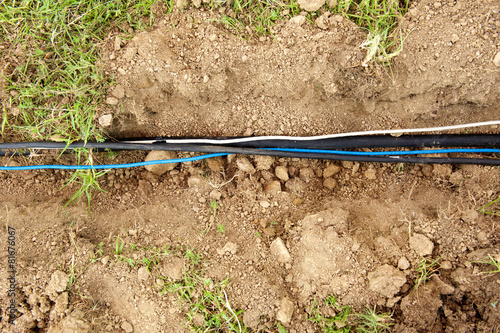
[{"left": 2, "top": 142, "right": 500, "bottom": 165}]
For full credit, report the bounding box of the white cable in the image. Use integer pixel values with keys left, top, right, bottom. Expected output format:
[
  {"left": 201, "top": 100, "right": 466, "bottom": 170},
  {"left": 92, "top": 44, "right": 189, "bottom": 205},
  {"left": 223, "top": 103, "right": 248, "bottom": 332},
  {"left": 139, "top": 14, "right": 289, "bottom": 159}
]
[{"left": 121, "top": 120, "right": 500, "bottom": 145}]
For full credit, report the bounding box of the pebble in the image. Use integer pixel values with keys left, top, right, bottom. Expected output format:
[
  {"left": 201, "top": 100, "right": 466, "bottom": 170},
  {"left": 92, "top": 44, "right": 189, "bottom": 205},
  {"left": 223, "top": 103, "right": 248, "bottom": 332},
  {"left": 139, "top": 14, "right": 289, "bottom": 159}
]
[
  {"left": 298, "top": 0, "right": 325, "bottom": 12},
  {"left": 265, "top": 180, "right": 282, "bottom": 195},
  {"left": 410, "top": 233, "right": 434, "bottom": 256},
  {"left": 323, "top": 178, "right": 337, "bottom": 190},
  {"left": 137, "top": 267, "right": 149, "bottom": 281},
  {"left": 207, "top": 156, "right": 225, "bottom": 172},
  {"left": 259, "top": 200, "right": 271, "bottom": 208},
  {"left": 270, "top": 237, "right": 291, "bottom": 263},
  {"left": 398, "top": 257, "right": 410, "bottom": 270},
  {"left": 288, "top": 15, "right": 306, "bottom": 27},
  {"left": 255, "top": 155, "right": 274, "bottom": 171},
  {"left": 493, "top": 52, "right": 500, "bottom": 67},
  {"left": 236, "top": 157, "right": 255, "bottom": 174},
  {"left": 451, "top": 34, "right": 460, "bottom": 43},
  {"left": 364, "top": 169, "right": 377, "bottom": 180},
  {"left": 111, "top": 85, "right": 125, "bottom": 99},
  {"left": 217, "top": 242, "right": 238, "bottom": 255},
  {"left": 144, "top": 151, "right": 179, "bottom": 176},
  {"left": 121, "top": 321, "right": 134, "bottom": 333},
  {"left": 105, "top": 97, "right": 119, "bottom": 105},
  {"left": 277, "top": 298, "right": 295, "bottom": 325},
  {"left": 323, "top": 164, "right": 341, "bottom": 178},
  {"left": 98, "top": 114, "right": 113, "bottom": 127},
  {"left": 275, "top": 166, "right": 289, "bottom": 181}
]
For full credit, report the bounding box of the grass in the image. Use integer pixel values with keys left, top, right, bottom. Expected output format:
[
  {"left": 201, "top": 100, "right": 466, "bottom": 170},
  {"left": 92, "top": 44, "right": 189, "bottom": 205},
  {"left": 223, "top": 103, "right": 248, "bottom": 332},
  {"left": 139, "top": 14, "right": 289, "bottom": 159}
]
[
  {"left": 471, "top": 254, "right": 500, "bottom": 275},
  {"left": 159, "top": 250, "right": 247, "bottom": 332},
  {"left": 1, "top": 0, "right": 410, "bottom": 207},
  {"left": 308, "top": 295, "right": 394, "bottom": 333},
  {"left": 414, "top": 257, "right": 441, "bottom": 291},
  {"left": 309, "top": 295, "right": 353, "bottom": 332},
  {"left": 355, "top": 306, "right": 393, "bottom": 333},
  {"left": 479, "top": 195, "right": 500, "bottom": 216},
  {"left": 1, "top": 0, "right": 162, "bottom": 206}
]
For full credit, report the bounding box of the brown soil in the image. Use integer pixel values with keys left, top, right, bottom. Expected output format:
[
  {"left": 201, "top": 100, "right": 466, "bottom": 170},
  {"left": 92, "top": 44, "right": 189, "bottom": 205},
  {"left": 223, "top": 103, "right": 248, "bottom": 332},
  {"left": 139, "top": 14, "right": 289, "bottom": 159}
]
[{"left": 1, "top": 0, "right": 500, "bottom": 332}]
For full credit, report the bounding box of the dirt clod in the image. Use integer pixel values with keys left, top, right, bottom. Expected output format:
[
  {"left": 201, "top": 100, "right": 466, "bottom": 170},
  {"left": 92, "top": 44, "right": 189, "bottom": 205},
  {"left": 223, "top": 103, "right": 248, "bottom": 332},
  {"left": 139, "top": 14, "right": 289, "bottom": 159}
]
[
  {"left": 270, "top": 237, "right": 292, "bottom": 263},
  {"left": 144, "top": 151, "right": 179, "bottom": 175},
  {"left": 367, "top": 264, "right": 406, "bottom": 298},
  {"left": 276, "top": 297, "right": 295, "bottom": 325},
  {"left": 410, "top": 233, "right": 434, "bottom": 256}
]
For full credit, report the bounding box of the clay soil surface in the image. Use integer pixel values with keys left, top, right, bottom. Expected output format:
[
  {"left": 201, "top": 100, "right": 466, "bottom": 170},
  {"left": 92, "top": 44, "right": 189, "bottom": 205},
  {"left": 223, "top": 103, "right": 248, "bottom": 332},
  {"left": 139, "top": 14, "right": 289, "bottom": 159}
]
[{"left": 1, "top": 0, "right": 500, "bottom": 332}]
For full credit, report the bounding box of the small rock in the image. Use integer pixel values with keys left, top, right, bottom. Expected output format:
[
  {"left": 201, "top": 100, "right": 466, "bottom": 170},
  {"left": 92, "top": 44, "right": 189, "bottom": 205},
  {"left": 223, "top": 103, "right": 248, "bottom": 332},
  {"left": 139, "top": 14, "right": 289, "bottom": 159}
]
[
  {"left": 161, "top": 258, "right": 184, "bottom": 281},
  {"left": 207, "top": 156, "right": 225, "bottom": 172},
  {"left": 367, "top": 264, "right": 406, "bottom": 298},
  {"left": 298, "top": 0, "right": 325, "bottom": 12},
  {"left": 270, "top": 237, "right": 291, "bottom": 263},
  {"left": 98, "top": 114, "right": 113, "bottom": 127},
  {"left": 364, "top": 169, "right": 377, "bottom": 180},
  {"left": 144, "top": 151, "right": 179, "bottom": 176},
  {"left": 105, "top": 97, "right": 119, "bottom": 105},
  {"left": 192, "top": 0, "right": 201, "bottom": 7},
  {"left": 461, "top": 209, "right": 478, "bottom": 223},
  {"left": 275, "top": 165, "right": 289, "bottom": 181},
  {"left": 138, "top": 267, "right": 149, "bottom": 281},
  {"left": 451, "top": 34, "right": 460, "bottom": 43},
  {"left": 398, "top": 257, "right": 410, "bottom": 270},
  {"left": 315, "top": 13, "right": 329, "bottom": 30},
  {"left": 341, "top": 161, "right": 353, "bottom": 168},
  {"left": 323, "top": 164, "right": 341, "bottom": 178},
  {"left": 285, "top": 179, "right": 307, "bottom": 193},
  {"left": 111, "top": 85, "right": 125, "bottom": 99},
  {"left": 255, "top": 155, "right": 274, "bottom": 171},
  {"left": 288, "top": 15, "right": 306, "bottom": 27},
  {"left": 47, "top": 271, "right": 70, "bottom": 295},
  {"left": 410, "top": 233, "right": 434, "bottom": 256},
  {"left": 299, "top": 168, "right": 315, "bottom": 182},
  {"left": 265, "top": 180, "right": 282, "bottom": 195},
  {"left": 236, "top": 157, "right": 255, "bottom": 174},
  {"left": 128, "top": 229, "right": 138, "bottom": 236},
  {"left": 440, "top": 260, "right": 453, "bottom": 270},
  {"left": 121, "top": 321, "right": 134, "bottom": 333},
  {"left": 276, "top": 298, "right": 295, "bottom": 325},
  {"left": 217, "top": 242, "right": 238, "bottom": 255},
  {"left": 260, "top": 200, "right": 271, "bottom": 208},
  {"left": 203, "top": 74, "right": 209, "bottom": 83},
  {"left": 323, "top": 178, "right": 337, "bottom": 190},
  {"left": 210, "top": 190, "right": 222, "bottom": 201},
  {"left": 114, "top": 36, "right": 121, "bottom": 51},
  {"left": 175, "top": 0, "right": 188, "bottom": 10},
  {"left": 494, "top": 52, "right": 500, "bottom": 67}
]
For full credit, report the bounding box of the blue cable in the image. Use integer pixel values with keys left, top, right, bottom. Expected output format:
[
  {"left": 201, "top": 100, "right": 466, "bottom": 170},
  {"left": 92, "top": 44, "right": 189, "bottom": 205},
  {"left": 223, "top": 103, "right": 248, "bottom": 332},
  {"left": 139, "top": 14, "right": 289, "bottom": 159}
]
[{"left": 1, "top": 148, "right": 499, "bottom": 171}]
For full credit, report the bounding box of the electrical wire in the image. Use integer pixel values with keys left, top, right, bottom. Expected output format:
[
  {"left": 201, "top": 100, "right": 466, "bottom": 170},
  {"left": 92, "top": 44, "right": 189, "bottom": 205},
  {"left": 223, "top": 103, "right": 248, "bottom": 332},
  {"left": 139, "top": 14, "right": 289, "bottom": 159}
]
[
  {"left": 266, "top": 148, "right": 500, "bottom": 156},
  {"left": 2, "top": 147, "right": 500, "bottom": 171},
  {"left": 1, "top": 134, "right": 500, "bottom": 155},
  {"left": 121, "top": 120, "right": 500, "bottom": 145}
]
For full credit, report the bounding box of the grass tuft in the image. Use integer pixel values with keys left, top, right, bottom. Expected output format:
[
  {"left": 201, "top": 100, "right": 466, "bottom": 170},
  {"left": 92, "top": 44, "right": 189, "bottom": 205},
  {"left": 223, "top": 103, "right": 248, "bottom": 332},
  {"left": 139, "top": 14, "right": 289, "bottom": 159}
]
[
  {"left": 355, "top": 306, "right": 393, "bottom": 333},
  {"left": 472, "top": 254, "right": 500, "bottom": 275},
  {"left": 414, "top": 257, "right": 441, "bottom": 291}
]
